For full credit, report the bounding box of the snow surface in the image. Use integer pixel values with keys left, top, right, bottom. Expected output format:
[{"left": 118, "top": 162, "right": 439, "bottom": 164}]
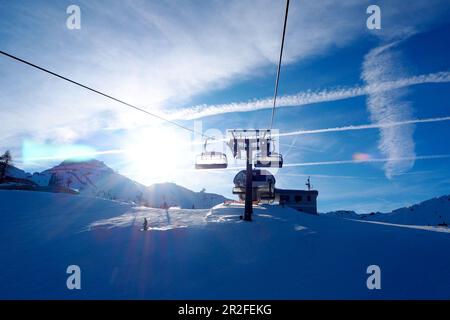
[
  {"left": 325, "top": 195, "right": 450, "bottom": 227},
  {"left": 1, "top": 190, "right": 449, "bottom": 299}
]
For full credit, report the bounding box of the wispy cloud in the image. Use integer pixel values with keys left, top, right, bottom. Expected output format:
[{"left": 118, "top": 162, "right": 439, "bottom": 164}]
[
  {"left": 0, "top": 0, "right": 372, "bottom": 147},
  {"left": 362, "top": 43, "right": 416, "bottom": 178},
  {"left": 2, "top": 0, "right": 449, "bottom": 150},
  {"left": 278, "top": 170, "right": 435, "bottom": 180},
  {"left": 207, "top": 154, "right": 450, "bottom": 172},
  {"left": 283, "top": 154, "right": 450, "bottom": 168},
  {"left": 277, "top": 115, "right": 450, "bottom": 137},
  {"left": 165, "top": 71, "right": 450, "bottom": 120}
]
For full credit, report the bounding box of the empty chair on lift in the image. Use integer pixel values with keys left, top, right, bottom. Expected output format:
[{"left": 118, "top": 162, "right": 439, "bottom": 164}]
[
  {"left": 255, "top": 138, "right": 283, "bottom": 168},
  {"left": 255, "top": 152, "right": 283, "bottom": 168},
  {"left": 195, "top": 138, "right": 228, "bottom": 169}
]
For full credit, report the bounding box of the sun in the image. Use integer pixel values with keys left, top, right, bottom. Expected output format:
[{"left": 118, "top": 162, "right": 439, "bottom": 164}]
[{"left": 122, "top": 126, "right": 193, "bottom": 183}]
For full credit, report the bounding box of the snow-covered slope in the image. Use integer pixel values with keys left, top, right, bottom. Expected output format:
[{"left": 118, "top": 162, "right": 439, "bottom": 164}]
[
  {"left": 1, "top": 190, "right": 449, "bottom": 299},
  {"left": 322, "top": 210, "right": 360, "bottom": 219},
  {"left": 5, "top": 165, "right": 30, "bottom": 180},
  {"left": 4, "top": 161, "right": 225, "bottom": 209},
  {"left": 363, "top": 196, "right": 450, "bottom": 226},
  {"left": 325, "top": 195, "right": 450, "bottom": 227},
  {"left": 5, "top": 164, "right": 51, "bottom": 186},
  {"left": 41, "top": 159, "right": 148, "bottom": 202},
  {"left": 145, "top": 182, "right": 226, "bottom": 209}
]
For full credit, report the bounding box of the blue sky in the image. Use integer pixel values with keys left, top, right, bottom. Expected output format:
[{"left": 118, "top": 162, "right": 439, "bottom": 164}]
[{"left": 1, "top": 0, "right": 450, "bottom": 212}]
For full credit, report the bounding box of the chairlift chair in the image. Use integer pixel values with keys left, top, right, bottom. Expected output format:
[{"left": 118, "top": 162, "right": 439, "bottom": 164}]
[
  {"left": 255, "top": 152, "right": 283, "bottom": 168},
  {"left": 195, "top": 138, "right": 228, "bottom": 169},
  {"left": 254, "top": 137, "right": 283, "bottom": 168}
]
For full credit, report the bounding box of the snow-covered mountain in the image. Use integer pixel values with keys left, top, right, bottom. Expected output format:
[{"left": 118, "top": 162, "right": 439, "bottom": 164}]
[
  {"left": 4, "top": 160, "right": 226, "bottom": 209},
  {"left": 324, "top": 195, "right": 450, "bottom": 227},
  {"left": 5, "top": 165, "right": 30, "bottom": 180},
  {"left": 1, "top": 189, "right": 449, "bottom": 299}
]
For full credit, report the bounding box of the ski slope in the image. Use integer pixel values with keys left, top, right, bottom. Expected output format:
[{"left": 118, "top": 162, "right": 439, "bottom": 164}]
[{"left": 1, "top": 190, "right": 449, "bottom": 299}]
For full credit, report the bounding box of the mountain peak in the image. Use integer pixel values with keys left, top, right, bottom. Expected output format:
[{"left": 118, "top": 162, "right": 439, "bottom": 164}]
[
  {"left": 4, "top": 160, "right": 226, "bottom": 209},
  {"left": 59, "top": 158, "right": 106, "bottom": 166},
  {"left": 51, "top": 159, "right": 113, "bottom": 172}
]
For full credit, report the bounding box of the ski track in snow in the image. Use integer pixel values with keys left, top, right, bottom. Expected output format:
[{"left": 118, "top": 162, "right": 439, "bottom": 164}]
[
  {"left": 349, "top": 219, "right": 450, "bottom": 233},
  {"left": 87, "top": 203, "right": 278, "bottom": 232},
  {"left": 88, "top": 207, "right": 212, "bottom": 231}
]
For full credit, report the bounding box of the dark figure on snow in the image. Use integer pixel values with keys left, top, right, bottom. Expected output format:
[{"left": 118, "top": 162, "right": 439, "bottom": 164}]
[
  {"left": 143, "top": 218, "right": 148, "bottom": 231},
  {"left": 162, "top": 201, "right": 169, "bottom": 214}
]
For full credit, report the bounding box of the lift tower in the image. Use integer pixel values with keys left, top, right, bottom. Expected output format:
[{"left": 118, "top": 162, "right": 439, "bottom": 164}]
[
  {"left": 244, "top": 138, "right": 253, "bottom": 221},
  {"left": 227, "top": 129, "right": 283, "bottom": 221}
]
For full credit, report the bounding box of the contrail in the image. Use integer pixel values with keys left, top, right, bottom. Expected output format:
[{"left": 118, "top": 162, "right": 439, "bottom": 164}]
[
  {"left": 276, "top": 173, "right": 383, "bottom": 180},
  {"left": 283, "top": 154, "right": 450, "bottom": 168},
  {"left": 165, "top": 71, "right": 450, "bottom": 120},
  {"left": 203, "top": 115, "right": 450, "bottom": 145},
  {"left": 277, "top": 116, "right": 450, "bottom": 137},
  {"left": 220, "top": 154, "right": 450, "bottom": 171},
  {"left": 276, "top": 170, "right": 433, "bottom": 180}
]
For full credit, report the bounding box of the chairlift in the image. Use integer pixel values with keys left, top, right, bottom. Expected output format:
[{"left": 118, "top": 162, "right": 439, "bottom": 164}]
[
  {"left": 255, "top": 152, "right": 283, "bottom": 168},
  {"left": 195, "top": 138, "right": 228, "bottom": 169},
  {"left": 255, "top": 138, "right": 283, "bottom": 168}
]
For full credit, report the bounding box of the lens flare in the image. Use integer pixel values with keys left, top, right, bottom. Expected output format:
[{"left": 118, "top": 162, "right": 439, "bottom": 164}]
[
  {"left": 22, "top": 140, "right": 98, "bottom": 164},
  {"left": 352, "top": 153, "right": 371, "bottom": 161}
]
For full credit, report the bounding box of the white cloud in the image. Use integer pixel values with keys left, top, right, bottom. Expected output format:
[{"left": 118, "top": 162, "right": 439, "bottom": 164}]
[
  {"left": 281, "top": 154, "right": 450, "bottom": 168},
  {"left": 277, "top": 115, "right": 450, "bottom": 137},
  {"left": 164, "top": 71, "right": 450, "bottom": 120},
  {"left": 362, "top": 43, "right": 416, "bottom": 178},
  {"left": 1, "top": 0, "right": 449, "bottom": 152}
]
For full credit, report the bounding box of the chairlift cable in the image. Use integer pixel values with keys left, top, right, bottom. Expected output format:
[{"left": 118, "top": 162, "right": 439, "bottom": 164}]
[
  {"left": 0, "top": 50, "right": 212, "bottom": 139},
  {"left": 269, "top": 0, "right": 290, "bottom": 130}
]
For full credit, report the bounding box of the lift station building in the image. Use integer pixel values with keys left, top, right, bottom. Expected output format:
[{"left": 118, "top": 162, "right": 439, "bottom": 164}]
[{"left": 232, "top": 169, "right": 318, "bottom": 214}]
